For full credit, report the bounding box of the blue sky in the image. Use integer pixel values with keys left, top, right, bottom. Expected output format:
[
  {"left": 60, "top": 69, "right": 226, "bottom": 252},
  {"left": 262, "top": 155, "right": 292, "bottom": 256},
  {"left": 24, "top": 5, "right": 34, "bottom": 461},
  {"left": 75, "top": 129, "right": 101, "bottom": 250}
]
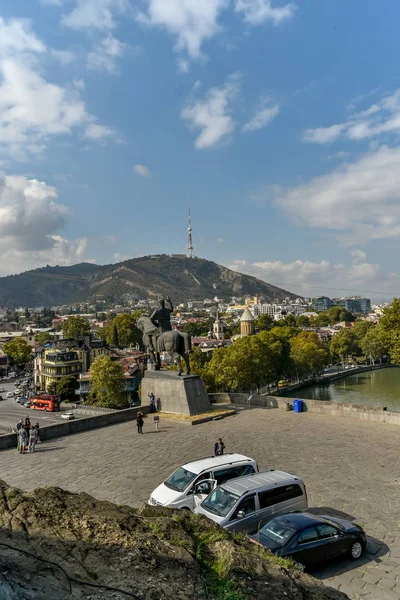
[{"left": 1, "top": 1, "right": 400, "bottom": 300}]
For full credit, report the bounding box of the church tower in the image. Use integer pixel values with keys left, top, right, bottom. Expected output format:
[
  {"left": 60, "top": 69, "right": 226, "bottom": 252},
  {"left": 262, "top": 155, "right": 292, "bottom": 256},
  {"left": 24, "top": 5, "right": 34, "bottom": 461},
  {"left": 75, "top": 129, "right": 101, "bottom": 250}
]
[
  {"left": 240, "top": 307, "right": 255, "bottom": 336},
  {"left": 213, "top": 310, "right": 224, "bottom": 341}
]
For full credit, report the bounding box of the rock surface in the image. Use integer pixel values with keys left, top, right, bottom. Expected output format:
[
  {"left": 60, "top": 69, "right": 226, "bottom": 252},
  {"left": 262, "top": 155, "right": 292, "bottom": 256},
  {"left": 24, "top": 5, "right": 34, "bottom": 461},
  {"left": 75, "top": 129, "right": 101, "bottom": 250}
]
[{"left": 0, "top": 480, "right": 348, "bottom": 600}]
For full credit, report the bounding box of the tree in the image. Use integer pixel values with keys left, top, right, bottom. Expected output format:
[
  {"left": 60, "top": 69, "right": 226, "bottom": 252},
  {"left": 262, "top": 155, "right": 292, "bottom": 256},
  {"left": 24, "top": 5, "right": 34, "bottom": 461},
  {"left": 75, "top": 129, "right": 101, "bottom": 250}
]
[
  {"left": 112, "top": 323, "right": 119, "bottom": 347},
  {"left": 255, "top": 314, "right": 274, "bottom": 332},
  {"left": 352, "top": 320, "right": 373, "bottom": 341},
  {"left": 56, "top": 376, "right": 79, "bottom": 401},
  {"left": 329, "top": 329, "right": 358, "bottom": 366},
  {"left": 88, "top": 355, "right": 126, "bottom": 407},
  {"left": 183, "top": 321, "right": 211, "bottom": 338},
  {"left": 379, "top": 299, "right": 400, "bottom": 364},
  {"left": 106, "top": 314, "right": 142, "bottom": 348},
  {"left": 360, "top": 327, "right": 387, "bottom": 365},
  {"left": 290, "top": 331, "right": 329, "bottom": 380},
  {"left": 296, "top": 315, "right": 310, "bottom": 328},
  {"left": 62, "top": 316, "right": 90, "bottom": 341},
  {"left": 3, "top": 338, "right": 33, "bottom": 366},
  {"left": 35, "top": 331, "right": 51, "bottom": 346}
]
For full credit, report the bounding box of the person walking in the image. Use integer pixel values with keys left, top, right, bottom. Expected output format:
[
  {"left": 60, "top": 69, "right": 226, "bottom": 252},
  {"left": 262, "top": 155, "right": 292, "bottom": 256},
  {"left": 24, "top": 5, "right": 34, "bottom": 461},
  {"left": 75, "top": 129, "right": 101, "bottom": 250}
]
[
  {"left": 18, "top": 427, "right": 28, "bottom": 454},
  {"left": 136, "top": 411, "right": 144, "bottom": 434},
  {"left": 28, "top": 426, "right": 38, "bottom": 453},
  {"left": 214, "top": 438, "right": 225, "bottom": 456},
  {"left": 148, "top": 392, "right": 156, "bottom": 413},
  {"left": 35, "top": 422, "right": 41, "bottom": 443}
]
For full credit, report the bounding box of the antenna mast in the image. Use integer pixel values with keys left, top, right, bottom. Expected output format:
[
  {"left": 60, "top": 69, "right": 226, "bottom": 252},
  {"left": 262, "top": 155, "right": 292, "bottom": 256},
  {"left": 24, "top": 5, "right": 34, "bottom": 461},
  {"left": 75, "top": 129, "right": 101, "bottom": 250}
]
[{"left": 187, "top": 209, "right": 194, "bottom": 258}]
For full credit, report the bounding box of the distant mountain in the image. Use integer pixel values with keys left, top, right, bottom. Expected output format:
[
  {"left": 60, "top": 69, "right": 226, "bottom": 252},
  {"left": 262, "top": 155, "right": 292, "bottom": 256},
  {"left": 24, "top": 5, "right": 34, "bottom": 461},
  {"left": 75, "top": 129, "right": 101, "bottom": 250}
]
[{"left": 0, "top": 255, "right": 298, "bottom": 307}]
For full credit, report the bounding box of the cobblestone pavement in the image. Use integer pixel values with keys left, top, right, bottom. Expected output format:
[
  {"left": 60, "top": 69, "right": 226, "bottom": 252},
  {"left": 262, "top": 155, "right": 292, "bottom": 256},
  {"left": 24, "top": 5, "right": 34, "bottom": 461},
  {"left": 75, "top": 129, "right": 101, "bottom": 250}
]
[{"left": 1, "top": 408, "right": 400, "bottom": 599}]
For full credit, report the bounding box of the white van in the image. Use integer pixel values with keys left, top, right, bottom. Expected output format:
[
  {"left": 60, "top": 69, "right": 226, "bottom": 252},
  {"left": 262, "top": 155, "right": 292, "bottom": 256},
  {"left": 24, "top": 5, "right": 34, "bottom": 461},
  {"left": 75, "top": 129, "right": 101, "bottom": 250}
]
[
  {"left": 6, "top": 391, "right": 14, "bottom": 398},
  {"left": 194, "top": 470, "right": 308, "bottom": 533},
  {"left": 148, "top": 454, "right": 258, "bottom": 510}
]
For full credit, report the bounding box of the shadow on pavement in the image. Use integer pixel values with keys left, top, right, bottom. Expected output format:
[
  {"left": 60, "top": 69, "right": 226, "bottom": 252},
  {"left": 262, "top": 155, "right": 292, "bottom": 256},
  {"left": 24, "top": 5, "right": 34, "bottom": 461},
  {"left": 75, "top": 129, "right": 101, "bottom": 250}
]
[{"left": 308, "top": 506, "right": 356, "bottom": 521}]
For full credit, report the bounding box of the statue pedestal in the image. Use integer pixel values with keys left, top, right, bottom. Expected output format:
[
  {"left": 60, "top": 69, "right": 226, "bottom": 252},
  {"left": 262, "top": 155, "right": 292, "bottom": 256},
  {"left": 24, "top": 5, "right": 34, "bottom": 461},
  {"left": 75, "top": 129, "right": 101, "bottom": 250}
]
[{"left": 141, "top": 370, "right": 211, "bottom": 416}]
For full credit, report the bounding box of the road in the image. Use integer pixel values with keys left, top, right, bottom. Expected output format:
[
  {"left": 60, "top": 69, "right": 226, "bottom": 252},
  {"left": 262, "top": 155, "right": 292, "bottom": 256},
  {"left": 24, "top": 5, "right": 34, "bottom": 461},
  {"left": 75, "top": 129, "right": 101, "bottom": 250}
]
[
  {"left": 0, "top": 407, "right": 399, "bottom": 599},
  {"left": 0, "top": 379, "right": 79, "bottom": 431}
]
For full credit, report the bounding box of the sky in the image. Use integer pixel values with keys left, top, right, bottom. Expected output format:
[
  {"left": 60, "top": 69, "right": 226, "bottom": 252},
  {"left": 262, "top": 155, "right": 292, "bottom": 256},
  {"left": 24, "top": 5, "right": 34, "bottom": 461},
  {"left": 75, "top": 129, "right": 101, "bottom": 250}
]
[{"left": 1, "top": 1, "right": 400, "bottom": 300}]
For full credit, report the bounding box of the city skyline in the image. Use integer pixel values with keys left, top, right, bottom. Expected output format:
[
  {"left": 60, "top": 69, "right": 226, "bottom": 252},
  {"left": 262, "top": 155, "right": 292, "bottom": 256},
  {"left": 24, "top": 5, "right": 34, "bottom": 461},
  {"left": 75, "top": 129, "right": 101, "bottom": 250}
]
[{"left": 1, "top": 1, "right": 400, "bottom": 299}]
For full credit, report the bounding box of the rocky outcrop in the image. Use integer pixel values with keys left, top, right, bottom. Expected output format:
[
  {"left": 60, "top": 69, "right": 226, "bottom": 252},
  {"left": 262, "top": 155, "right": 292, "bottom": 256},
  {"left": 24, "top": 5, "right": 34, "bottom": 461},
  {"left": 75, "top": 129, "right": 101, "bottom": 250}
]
[{"left": 0, "top": 480, "right": 348, "bottom": 600}]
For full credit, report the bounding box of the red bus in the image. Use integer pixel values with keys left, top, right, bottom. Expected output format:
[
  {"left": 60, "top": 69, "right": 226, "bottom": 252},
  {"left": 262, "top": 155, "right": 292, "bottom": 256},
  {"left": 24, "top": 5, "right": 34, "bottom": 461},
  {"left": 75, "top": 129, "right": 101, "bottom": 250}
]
[{"left": 30, "top": 394, "right": 60, "bottom": 412}]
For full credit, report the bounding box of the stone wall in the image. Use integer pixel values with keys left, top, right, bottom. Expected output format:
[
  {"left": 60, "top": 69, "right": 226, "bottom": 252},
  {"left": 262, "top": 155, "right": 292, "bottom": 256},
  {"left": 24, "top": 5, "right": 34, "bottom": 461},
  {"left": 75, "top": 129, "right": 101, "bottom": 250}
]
[{"left": 142, "top": 371, "right": 211, "bottom": 415}]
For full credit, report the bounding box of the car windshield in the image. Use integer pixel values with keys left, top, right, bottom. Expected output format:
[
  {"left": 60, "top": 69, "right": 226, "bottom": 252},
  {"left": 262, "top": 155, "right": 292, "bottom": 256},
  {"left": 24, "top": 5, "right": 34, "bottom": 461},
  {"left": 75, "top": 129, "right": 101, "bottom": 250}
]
[
  {"left": 259, "top": 520, "right": 296, "bottom": 545},
  {"left": 164, "top": 467, "right": 197, "bottom": 492},
  {"left": 201, "top": 487, "right": 240, "bottom": 517}
]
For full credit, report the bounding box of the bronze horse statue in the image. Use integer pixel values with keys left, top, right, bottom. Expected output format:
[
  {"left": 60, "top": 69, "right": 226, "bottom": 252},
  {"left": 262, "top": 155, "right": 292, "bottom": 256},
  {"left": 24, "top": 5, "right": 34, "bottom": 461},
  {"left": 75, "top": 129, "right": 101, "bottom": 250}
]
[{"left": 137, "top": 315, "right": 191, "bottom": 375}]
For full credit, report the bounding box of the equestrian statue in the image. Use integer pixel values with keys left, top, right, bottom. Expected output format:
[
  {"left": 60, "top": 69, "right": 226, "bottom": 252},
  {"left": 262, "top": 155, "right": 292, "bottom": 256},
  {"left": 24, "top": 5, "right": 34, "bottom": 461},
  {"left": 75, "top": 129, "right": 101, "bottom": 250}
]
[{"left": 137, "top": 296, "right": 192, "bottom": 375}]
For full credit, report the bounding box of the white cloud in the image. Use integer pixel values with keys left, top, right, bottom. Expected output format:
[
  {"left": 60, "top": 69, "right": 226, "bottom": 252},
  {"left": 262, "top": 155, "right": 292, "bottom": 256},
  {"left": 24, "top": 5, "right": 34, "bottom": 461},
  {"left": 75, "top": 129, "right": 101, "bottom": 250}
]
[
  {"left": 40, "top": 0, "right": 65, "bottom": 5},
  {"left": 229, "top": 255, "right": 399, "bottom": 297},
  {"left": 87, "top": 33, "right": 125, "bottom": 73},
  {"left": 304, "top": 88, "right": 400, "bottom": 144},
  {"left": 243, "top": 98, "right": 279, "bottom": 132},
  {"left": 113, "top": 252, "right": 130, "bottom": 262},
  {"left": 73, "top": 79, "right": 85, "bottom": 90},
  {"left": 351, "top": 249, "right": 366, "bottom": 264},
  {"left": 269, "top": 146, "right": 400, "bottom": 244},
  {"left": 136, "top": 0, "right": 228, "bottom": 64},
  {"left": 50, "top": 48, "right": 77, "bottom": 64},
  {"left": 181, "top": 74, "right": 240, "bottom": 149},
  {"left": 133, "top": 164, "right": 151, "bottom": 177},
  {"left": 0, "top": 173, "right": 89, "bottom": 275},
  {"left": 83, "top": 123, "right": 115, "bottom": 139},
  {"left": 62, "top": 0, "right": 129, "bottom": 30},
  {"left": 234, "top": 0, "right": 296, "bottom": 26},
  {"left": 0, "top": 18, "right": 114, "bottom": 161},
  {"left": 217, "top": 237, "right": 225, "bottom": 243}
]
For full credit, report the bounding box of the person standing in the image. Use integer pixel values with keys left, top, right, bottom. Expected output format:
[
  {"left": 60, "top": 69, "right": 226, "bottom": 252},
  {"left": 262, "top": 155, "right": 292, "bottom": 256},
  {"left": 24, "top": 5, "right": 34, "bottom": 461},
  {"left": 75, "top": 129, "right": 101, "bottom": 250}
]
[
  {"left": 28, "top": 426, "right": 38, "bottom": 453},
  {"left": 148, "top": 393, "right": 156, "bottom": 413},
  {"left": 214, "top": 438, "right": 225, "bottom": 456},
  {"left": 18, "top": 427, "right": 28, "bottom": 454},
  {"left": 35, "top": 422, "right": 41, "bottom": 443},
  {"left": 137, "top": 411, "right": 144, "bottom": 434}
]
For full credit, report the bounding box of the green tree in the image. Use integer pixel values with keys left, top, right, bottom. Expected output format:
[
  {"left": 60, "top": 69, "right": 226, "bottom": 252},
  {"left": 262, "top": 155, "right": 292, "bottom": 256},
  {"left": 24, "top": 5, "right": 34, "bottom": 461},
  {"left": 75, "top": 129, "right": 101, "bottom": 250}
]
[
  {"left": 56, "top": 376, "right": 79, "bottom": 401},
  {"left": 379, "top": 299, "right": 400, "bottom": 364},
  {"left": 352, "top": 320, "right": 373, "bottom": 341},
  {"left": 296, "top": 315, "right": 310, "bottom": 328},
  {"left": 106, "top": 314, "right": 142, "bottom": 348},
  {"left": 183, "top": 321, "right": 212, "bottom": 338},
  {"left": 329, "top": 329, "right": 358, "bottom": 366},
  {"left": 290, "top": 331, "right": 329, "bottom": 380},
  {"left": 255, "top": 314, "right": 274, "bottom": 332},
  {"left": 88, "top": 355, "right": 126, "bottom": 407},
  {"left": 3, "top": 338, "right": 33, "bottom": 366},
  {"left": 112, "top": 323, "right": 119, "bottom": 347},
  {"left": 62, "top": 316, "right": 90, "bottom": 341},
  {"left": 35, "top": 331, "right": 52, "bottom": 346},
  {"left": 360, "top": 327, "right": 387, "bottom": 365}
]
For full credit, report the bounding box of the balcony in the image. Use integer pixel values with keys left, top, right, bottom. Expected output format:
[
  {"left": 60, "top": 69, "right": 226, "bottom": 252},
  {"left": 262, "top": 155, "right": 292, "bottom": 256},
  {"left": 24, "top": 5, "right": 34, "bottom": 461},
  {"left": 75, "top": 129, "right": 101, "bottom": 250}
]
[{"left": 40, "top": 367, "right": 82, "bottom": 377}]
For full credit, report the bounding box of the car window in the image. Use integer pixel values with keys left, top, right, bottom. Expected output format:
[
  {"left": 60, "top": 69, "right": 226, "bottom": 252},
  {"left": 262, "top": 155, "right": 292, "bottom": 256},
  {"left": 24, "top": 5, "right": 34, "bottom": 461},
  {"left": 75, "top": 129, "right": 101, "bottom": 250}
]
[
  {"left": 187, "top": 471, "right": 211, "bottom": 494},
  {"left": 317, "top": 523, "right": 338, "bottom": 539},
  {"left": 230, "top": 495, "right": 256, "bottom": 520},
  {"left": 298, "top": 527, "right": 319, "bottom": 544},
  {"left": 213, "top": 465, "right": 255, "bottom": 485},
  {"left": 258, "top": 484, "right": 303, "bottom": 509},
  {"left": 201, "top": 487, "right": 240, "bottom": 517}
]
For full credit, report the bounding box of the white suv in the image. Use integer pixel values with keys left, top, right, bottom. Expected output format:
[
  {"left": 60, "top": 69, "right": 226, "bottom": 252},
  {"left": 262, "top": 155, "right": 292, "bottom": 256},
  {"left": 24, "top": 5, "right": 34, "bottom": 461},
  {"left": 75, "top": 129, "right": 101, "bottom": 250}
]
[{"left": 148, "top": 454, "right": 258, "bottom": 510}]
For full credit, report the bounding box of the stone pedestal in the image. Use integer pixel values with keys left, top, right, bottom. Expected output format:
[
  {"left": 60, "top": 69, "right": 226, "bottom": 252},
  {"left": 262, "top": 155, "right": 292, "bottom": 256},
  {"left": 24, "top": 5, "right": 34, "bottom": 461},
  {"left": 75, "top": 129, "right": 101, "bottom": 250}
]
[{"left": 141, "top": 370, "right": 211, "bottom": 416}]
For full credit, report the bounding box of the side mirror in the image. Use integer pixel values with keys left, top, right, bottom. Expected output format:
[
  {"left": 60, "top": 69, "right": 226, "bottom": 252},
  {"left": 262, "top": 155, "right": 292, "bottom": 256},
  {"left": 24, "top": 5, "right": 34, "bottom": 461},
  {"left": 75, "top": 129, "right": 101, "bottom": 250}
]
[{"left": 236, "top": 510, "right": 245, "bottom": 519}]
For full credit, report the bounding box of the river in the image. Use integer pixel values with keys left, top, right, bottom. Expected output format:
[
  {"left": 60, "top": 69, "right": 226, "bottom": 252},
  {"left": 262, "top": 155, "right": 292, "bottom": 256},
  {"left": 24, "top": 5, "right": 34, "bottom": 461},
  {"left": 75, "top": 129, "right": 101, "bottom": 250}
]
[{"left": 286, "top": 367, "right": 400, "bottom": 411}]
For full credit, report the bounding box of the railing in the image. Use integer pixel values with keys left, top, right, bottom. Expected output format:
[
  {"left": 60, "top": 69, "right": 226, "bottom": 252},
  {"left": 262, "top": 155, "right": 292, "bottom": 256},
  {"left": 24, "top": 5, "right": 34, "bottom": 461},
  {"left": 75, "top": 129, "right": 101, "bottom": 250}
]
[{"left": 40, "top": 368, "right": 82, "bottom": 376}]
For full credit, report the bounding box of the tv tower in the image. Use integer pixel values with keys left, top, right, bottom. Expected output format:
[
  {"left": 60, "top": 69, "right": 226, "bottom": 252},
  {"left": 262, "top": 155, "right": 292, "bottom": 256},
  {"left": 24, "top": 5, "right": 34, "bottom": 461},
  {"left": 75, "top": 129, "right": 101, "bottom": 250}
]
[{"left": 187, "top": 209, "right": 194, "bottom": 258}]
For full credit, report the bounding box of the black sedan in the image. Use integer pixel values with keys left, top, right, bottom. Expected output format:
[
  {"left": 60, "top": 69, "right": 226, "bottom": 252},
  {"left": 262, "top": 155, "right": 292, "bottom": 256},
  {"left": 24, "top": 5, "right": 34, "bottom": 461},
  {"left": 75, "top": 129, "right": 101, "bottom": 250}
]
[{"left": 249, "top": 512, "right": 366, "bottom": 567}]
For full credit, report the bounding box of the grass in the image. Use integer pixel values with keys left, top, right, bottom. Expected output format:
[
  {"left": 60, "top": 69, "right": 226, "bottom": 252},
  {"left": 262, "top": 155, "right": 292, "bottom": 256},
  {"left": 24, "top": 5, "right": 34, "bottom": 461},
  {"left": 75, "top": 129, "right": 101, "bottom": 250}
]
[{"left": 156, "top": 408, "right": 236, "bottom": 422}]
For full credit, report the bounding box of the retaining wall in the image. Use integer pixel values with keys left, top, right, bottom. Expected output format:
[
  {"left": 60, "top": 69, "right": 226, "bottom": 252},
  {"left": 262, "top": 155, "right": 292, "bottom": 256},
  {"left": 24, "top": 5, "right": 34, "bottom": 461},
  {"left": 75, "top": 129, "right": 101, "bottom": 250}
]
[{"left": 0, "top": 405, "right": 150, "bottom": 451}]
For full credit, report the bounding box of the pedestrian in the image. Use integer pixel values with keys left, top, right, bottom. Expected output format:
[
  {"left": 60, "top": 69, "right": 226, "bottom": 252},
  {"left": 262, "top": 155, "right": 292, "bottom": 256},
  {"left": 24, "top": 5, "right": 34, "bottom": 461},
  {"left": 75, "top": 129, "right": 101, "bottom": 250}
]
[
  {"left": 214, "top": 438, "right": 225, "bottom": 456},
  {"left": 15, "top": 420, "right": 23, "bottom": 450},
  {"left": 148, "top": 392, "right": 156, "bottom": 413},
  {"left": 28, "top": 426, "right": 38, "bottom": 453},
  {"left": 137, "top": 411, "right": 144, "bottom": 434},
  {"left": 18, "top": 427, "right": 28, "bottom": 454},
  {"left": 35, "top": 422, "right": 41, "bottom": 443}
]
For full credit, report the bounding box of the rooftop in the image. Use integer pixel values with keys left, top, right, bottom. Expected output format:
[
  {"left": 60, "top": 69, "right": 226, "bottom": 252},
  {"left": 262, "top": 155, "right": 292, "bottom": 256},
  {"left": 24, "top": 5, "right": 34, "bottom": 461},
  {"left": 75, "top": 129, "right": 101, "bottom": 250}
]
[{"left": 183, "top": 453, "right": 254, "bottom": 475}]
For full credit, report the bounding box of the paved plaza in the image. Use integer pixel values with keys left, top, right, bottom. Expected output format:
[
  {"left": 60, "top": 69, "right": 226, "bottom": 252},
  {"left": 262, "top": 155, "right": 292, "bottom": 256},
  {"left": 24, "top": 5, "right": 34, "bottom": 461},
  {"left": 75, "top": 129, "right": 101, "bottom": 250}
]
[{"left": 1, "top": 408, "right": 400, "bottom": 599}]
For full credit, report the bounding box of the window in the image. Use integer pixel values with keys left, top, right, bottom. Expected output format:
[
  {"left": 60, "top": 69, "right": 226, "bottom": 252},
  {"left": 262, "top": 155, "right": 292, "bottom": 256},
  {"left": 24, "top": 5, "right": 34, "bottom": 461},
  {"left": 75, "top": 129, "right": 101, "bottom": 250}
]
[
  {"left": 259, "top": 520, "right": 296, "bottom": 544},
  {"left": 298, "top": 527, "right": 319, "bottom": 544},
  {"left": 231, "top": 495, "right": 256, "bottom": 520},
  {"left": 214, "top": 465, "right": 255, "bottom": 485},
  {"left": 164, "top": 467, "right": 197, "bottom": 492},
  {"left": 201, "top": 487, "right": 240, "bottom": 517},
  {"left": 317, "top": 523, "right": 338, "bottom": 539},
  {"left": 258, "top": 484, "right": 303, "bottom": 509},
  {"left": 187, "top": 471, "right": 211, "bottom": 494}
]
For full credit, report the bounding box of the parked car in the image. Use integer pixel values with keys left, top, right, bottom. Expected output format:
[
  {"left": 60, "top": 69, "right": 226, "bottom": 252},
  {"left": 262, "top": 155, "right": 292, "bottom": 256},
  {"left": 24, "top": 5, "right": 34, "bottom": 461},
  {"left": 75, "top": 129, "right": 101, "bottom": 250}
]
[
  {"left": 248, "top": 512, "right": 366, "bottom": 567},
  {"left": 23, "top": 401, "right": 32, "bottom": 408},
  {"left": 148, "top": 454, "right": 258, "bottom": 510},
  {"left": 61, "top": 412, "right": 75, "bottom": 420},
  {"left": 0, "top": 387, "right": 4, "bottom": 392},
  {"left": 5, "top": 391, "right": 14, "bottom": 398},
  {"left": 194, "top": 471, "right": 308, "bottom": 533}
]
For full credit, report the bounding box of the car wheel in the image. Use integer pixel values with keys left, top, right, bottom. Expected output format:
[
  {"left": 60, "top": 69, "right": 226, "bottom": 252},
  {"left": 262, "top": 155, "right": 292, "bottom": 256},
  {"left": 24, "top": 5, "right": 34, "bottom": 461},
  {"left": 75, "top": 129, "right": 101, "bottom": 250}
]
[{"left": 350, "top": 540, "right": 364, "bottom": 560}]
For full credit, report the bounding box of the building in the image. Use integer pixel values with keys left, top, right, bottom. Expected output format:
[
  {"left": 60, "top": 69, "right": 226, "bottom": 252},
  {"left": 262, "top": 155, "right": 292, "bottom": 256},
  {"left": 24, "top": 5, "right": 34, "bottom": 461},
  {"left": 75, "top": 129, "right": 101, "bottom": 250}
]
[
  {"left": 213, "top": 311, "right": 224, "bottom": 341},
  {"left": 240, "top": 308, "right": 255, "bottom": 336},
  {"left": 253, "top": 303, "right": 306, "bottom": 318},
  {"left": 38, "top": 349, "right": 83, "bottom": 391},
  {"left": 311, "top": 296, "right": 333, "bottom": 312},
  {"left": 334, "top": 297, "right": 371, "bottom": 314}
]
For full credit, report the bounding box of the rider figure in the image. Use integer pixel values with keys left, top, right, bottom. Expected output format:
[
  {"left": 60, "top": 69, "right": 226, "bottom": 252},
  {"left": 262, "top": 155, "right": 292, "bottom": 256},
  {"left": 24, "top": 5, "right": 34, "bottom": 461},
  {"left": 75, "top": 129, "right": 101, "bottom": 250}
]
[{"left": 148, "top": 297, "right": 174, "bottom": 352}]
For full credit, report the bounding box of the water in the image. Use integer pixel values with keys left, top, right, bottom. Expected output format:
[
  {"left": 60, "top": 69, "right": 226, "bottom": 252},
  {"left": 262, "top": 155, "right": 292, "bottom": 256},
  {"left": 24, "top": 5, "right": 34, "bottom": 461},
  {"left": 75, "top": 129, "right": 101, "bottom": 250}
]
[{"left": 286, "top": 367, "right": 400, "bottom": 411}]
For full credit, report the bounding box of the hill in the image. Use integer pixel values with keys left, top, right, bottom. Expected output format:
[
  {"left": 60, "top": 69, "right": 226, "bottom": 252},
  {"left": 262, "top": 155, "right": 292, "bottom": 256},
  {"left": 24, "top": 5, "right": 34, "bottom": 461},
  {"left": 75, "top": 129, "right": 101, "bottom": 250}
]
[
  {"left": 0, "top": 255, "right": 298, "bottom": 307},
  {"left": 0, "top": 480, "right": 348, "bottom": 600}
]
